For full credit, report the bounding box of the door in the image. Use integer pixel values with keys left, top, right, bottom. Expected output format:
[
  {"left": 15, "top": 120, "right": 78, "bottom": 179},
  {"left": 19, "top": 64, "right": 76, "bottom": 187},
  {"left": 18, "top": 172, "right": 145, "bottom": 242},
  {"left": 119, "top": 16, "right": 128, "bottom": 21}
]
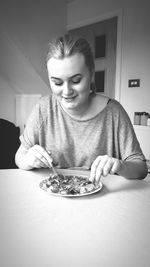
[{"left": 69, "top": 17, "right": 117, "bottom": 98}]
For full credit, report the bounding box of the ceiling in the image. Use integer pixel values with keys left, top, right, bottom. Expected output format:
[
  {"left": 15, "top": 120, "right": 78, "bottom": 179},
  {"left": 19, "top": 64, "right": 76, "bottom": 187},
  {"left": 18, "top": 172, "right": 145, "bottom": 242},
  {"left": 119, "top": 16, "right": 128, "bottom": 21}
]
[{"left": 66, "top": 0, "right": 75, "bottom": 3}]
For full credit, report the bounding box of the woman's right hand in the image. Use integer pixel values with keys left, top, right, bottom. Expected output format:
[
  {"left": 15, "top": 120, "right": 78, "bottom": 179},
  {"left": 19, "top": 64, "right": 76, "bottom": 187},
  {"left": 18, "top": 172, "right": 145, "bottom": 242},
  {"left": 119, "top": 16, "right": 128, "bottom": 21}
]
[{"left": 15, "top": 144, "right": 53, "bottom": 170}]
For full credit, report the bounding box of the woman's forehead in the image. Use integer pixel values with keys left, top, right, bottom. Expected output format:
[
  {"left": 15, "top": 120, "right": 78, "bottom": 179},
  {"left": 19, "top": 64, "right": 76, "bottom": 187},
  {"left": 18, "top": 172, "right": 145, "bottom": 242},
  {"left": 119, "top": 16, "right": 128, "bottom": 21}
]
[{"left": 47, "top": 53, "right": 88, "bottom": 76}]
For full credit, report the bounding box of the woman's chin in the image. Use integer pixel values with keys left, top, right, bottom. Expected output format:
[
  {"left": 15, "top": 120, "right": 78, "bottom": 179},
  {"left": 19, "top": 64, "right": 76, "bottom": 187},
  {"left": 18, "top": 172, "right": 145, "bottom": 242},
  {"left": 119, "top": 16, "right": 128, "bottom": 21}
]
[{"left": 61, "top": 98, "right": 77, "bottom": 109}]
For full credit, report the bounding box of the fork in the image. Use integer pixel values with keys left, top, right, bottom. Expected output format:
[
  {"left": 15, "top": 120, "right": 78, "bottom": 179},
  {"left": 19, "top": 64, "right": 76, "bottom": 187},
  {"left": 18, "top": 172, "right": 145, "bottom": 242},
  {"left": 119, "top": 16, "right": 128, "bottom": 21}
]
[
  {"left": 50, "top": 162, "right": 58, "bottom": 177},
  {"left": 47, "top": 150, "right": 58, "bottom": 177}
]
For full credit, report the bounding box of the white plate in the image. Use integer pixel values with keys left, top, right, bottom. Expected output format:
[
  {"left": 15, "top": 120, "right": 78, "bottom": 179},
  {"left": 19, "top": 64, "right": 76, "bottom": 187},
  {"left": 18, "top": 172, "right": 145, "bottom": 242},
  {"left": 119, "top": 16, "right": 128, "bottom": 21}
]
[{"left": 39, "top": 171, "right": 103, "bottom": 197}]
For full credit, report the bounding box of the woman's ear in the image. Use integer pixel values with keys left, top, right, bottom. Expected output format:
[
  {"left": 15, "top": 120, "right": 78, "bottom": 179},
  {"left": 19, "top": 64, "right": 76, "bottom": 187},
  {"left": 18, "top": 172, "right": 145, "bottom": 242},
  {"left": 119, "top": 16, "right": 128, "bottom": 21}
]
[
  {"left": 90, "top": 82, "right": 96, "bottom": 94},
  {"left": 90, "top": 70, "right": 96, "bottom": 94}
]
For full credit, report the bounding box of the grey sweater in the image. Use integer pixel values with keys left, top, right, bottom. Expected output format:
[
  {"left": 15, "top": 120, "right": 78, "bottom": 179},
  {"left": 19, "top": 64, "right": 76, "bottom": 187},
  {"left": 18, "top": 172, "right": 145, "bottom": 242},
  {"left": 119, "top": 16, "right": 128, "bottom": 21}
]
[{"left": 20, "top": 94, "right": 145, "bottom": 169}]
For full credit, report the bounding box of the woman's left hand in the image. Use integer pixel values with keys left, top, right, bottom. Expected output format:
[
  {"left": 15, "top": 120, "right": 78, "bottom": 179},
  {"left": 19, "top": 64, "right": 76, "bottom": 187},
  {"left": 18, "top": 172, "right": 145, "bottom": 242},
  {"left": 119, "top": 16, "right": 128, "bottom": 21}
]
[{"left": 90, "top": 155, "right": 123, "bottom": 184}]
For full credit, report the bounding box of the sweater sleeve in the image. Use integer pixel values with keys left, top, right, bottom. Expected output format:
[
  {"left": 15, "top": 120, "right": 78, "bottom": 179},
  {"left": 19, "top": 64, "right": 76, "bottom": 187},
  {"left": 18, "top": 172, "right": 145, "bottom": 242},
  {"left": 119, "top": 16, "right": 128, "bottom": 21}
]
[
  {"left": 115, "top": 101, "right": 146, "bottom": 161},
  {"left": 19, "top": 99, "right": 43, "bottom": 149}
]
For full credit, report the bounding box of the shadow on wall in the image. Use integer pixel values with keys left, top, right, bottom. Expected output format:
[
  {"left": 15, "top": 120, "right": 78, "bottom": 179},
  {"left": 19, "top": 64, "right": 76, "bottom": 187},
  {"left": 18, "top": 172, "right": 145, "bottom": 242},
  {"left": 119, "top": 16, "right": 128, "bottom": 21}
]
[{"left": 0, "top": 119, "right": 20, "bottom": 169}]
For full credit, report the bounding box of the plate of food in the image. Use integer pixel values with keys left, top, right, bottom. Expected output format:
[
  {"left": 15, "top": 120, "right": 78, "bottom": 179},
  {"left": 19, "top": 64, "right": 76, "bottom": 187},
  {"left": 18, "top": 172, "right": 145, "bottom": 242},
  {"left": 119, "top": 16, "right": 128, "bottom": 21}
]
[{"left": 39, "top": 170, "right": 102, "bottom": 197}]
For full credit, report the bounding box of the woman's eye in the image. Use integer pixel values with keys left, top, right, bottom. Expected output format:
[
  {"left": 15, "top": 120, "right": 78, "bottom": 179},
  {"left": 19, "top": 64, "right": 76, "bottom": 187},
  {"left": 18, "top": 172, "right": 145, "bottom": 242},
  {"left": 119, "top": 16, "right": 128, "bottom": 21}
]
[
  {"left": 55, "top": 82, "right": 63, "bottom": 86},
  {"left": 51, "top": 79, "right": 63, "bottom": 86},
  {"left": 71, "top": 79, "right": 81, "bottom": 84}
]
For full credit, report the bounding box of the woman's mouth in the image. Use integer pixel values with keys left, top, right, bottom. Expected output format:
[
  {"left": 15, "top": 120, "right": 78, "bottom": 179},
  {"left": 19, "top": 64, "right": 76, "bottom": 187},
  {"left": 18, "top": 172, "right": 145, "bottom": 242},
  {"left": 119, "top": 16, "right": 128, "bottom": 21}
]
[{"left": 62, "top": 95, "right": 77, "bottom": 102}]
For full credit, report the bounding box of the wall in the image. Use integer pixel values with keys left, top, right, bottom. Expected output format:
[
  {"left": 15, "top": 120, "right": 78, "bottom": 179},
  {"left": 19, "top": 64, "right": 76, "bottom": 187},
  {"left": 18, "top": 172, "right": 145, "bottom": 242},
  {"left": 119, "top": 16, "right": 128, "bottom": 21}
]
[
  {"left": 0, "top": 0, "right": 67, "bottom": 124},
  {"left": 0, "top": 76, "right": 16, "bottom": 122},
  {"left": 67, "top": 0, "right": 150, "bottom": 123}
]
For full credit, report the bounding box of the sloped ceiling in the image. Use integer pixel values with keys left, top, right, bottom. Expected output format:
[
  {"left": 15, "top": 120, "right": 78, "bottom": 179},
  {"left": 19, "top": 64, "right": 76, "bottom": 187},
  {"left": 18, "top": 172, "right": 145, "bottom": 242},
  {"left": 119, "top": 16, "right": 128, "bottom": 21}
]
[
  {"left": 0, "top": 29, "right": 49, "bottom": 94},
  {"left": 0, "top": 0, "right": 66, "bottom": 95}
]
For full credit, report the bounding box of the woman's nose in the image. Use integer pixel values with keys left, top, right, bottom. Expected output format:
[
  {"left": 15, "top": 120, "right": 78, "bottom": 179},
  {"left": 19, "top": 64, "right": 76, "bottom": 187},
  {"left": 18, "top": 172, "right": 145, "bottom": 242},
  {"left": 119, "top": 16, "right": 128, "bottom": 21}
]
[{"left": 63, "top": 82, "right": 73, "bottom": 96}]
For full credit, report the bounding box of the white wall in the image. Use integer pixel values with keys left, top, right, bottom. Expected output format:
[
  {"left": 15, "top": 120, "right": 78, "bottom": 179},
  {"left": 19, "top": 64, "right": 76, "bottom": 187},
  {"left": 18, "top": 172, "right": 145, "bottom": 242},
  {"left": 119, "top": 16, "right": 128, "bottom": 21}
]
[
  {"left": 67, "top": 0, "right": 150, "bottom": 123},
  {"left": 0, "top": 0, "right": 67, "bottom": 124},
  {"left": 0, "top": 75, "right": 16, "bottom": 122}
]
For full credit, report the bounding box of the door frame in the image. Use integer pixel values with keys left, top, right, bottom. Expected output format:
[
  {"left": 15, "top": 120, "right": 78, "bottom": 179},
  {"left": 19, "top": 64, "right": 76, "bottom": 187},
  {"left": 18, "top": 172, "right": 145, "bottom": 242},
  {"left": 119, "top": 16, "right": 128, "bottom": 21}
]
[{"left": 67, "top": 9, "right": 123, "bottom": 101}]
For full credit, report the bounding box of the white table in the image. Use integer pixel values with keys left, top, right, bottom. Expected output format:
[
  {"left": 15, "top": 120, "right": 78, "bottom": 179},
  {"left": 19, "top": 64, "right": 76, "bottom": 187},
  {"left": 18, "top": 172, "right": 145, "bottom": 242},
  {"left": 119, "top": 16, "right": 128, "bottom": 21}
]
[{"left": 0, "top": 168, "right": 150, "bottom": 267}]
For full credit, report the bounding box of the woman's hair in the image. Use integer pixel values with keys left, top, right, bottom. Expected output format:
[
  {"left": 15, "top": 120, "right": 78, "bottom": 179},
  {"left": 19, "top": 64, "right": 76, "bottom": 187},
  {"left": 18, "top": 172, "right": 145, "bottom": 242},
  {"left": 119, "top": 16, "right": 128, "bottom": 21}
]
[{"left": 46, "top": 33, "right": 95, "bottom": 75}]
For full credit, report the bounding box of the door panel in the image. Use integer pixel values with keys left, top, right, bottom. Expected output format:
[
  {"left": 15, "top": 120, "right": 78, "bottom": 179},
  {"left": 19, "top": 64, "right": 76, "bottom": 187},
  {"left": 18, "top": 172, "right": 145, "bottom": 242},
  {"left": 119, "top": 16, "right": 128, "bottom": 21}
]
[{"left": 69, "top": 17, "right": 117, "bottom": 98}]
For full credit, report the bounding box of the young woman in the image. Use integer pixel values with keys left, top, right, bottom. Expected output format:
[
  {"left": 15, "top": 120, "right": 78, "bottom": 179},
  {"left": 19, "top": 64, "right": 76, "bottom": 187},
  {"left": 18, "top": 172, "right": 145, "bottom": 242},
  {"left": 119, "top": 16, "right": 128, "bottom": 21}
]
[{"left": 15, "top": 34, "right": 148, "bottom": 183}]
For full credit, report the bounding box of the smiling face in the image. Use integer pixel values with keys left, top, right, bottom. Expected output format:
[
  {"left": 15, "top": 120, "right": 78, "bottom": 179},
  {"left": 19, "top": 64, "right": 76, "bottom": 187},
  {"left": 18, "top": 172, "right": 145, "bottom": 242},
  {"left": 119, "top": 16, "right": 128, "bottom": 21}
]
[{"left": 47, "top": 53, "right": 93, "bottom": 116}]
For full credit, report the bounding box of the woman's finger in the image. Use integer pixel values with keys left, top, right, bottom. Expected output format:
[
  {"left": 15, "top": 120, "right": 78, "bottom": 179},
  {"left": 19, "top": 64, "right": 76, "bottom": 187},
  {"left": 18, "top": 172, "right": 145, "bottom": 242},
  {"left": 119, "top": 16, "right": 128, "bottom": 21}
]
[
  {"left": 34, "top": 145, "right": 53, "bottom": 167},
  {"left": 28, "top": 145, "right": 52, "bottom": 168},
  {"left": 90, "top": 155, "right": 108, "bottom": 184},
  {"left": 28, "top": 149, "right": 47, "bottom": 168},
  {"left": 102, "top": 158, "right": 114, "bottom": 176},
  {"left": 32, "top": 158, "right": 45, "bottom": 168},
  {"left": 90, "top": 156, "right": 101, "bottom": 182},
  {"left": 110, "top": 159, "right": 122, "bottom": 174},
  {"left": 94, "top": 156, "right": 109, "bottom": 183}
]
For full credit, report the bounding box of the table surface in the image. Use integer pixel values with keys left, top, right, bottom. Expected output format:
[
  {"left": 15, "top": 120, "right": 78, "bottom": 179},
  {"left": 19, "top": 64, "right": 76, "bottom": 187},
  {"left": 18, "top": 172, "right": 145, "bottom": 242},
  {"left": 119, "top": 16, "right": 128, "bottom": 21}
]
[{"left": 0, "top": 168, "right": 150, "bottom": 267}]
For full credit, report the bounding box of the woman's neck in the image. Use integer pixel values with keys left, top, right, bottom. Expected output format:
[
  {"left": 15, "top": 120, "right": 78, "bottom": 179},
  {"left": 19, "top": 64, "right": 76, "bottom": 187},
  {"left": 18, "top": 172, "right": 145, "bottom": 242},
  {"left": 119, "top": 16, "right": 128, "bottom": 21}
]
[{"left": 60, "top": 96, "right": 92, "bottom": 120}]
